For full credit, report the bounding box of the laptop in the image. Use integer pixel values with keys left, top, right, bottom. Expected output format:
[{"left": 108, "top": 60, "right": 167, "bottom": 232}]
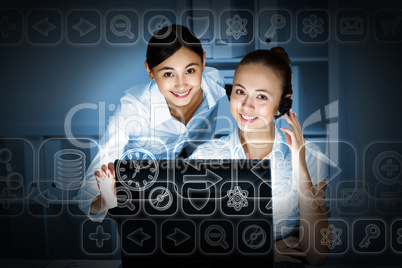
[{"left": 109, "top": 157, "right": 273, "bottom": 268}]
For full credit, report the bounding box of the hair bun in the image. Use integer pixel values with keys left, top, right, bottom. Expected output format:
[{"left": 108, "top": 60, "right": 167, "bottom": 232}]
[{"left": 270, "top": 46, "right": 291, "bottom": 65}]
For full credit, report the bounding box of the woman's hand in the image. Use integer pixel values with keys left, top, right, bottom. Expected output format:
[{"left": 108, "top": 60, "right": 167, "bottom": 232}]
[
  {"left": 280, "top": 109, "right": 305, "bottom": 155},
  {"left": 280, "top": 109, "right": 306, "bottom": 169},
  {"left": 94, "top": 162, "right": 116, "bottom": 183},
  {"left": 274, "top": 236, "right": 307, "bottom": 263},
  {"left": 93, "top": 162, "right": 117, "bottom": 211}
]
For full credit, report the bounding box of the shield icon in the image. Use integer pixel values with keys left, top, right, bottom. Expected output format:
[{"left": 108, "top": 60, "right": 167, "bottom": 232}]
[
  {"left": 187, "top": 186, "right": 210, "bottom": 211},
  {"left": 186, "top": 16, "right": 210, "bottom": 39},
  {"left": 280, "top": 225, "right": 304, "bottom": 248}
]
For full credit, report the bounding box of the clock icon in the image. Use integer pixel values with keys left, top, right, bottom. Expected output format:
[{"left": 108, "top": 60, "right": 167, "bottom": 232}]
[{"left": 116, "top": 148, "right": 159, "bottom": 191}]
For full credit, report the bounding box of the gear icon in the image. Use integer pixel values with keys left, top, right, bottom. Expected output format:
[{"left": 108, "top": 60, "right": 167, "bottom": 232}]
[
  {"left": 226, "top": 14, "right": 248, "bottom": 40},
  {"left": 227, "top": 186, "right": 248, "bottom": 211}
]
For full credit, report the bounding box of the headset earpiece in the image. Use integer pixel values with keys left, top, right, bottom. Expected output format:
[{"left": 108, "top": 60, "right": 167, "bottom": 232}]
[{"left": 278, "top": 97, "right": 293, "bottom": 115}]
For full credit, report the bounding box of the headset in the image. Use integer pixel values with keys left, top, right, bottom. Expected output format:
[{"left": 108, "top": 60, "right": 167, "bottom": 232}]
[{"left": 275, "top": 94, "right": 293, "bottom": 119}]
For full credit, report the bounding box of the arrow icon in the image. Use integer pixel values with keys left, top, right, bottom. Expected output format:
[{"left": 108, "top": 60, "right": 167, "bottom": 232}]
[
  {"left": 250, "top": 159, "right": 271, "bottom": 182},
  {"left": 33, "top": 189, "right": 57, "bottom": 208},
  {"left": 32, "top": 18, "right": 56, "bottom": 36},
  {"left": 324, "top": 155, "right": 343, "bottom": 183},
  {"left": 183, "top": 159, "right": 203, "bottom": 171},
  {"left": 74, "top": 188, "right": 96, "bottom": 210},
  {"left": 127, "top": 227, "right": 151, "bottom": 246},
  {"left": 73, "top": 188, "right": 94, "bottom": 202},
  {"left": 72, "top": 18, "right": 96, "bottom": 37},
  {"left": 183, "top": 169, "right": 222, "bottom": 188},
  {"left": 166, "top": 228, "right": 191, "bottom": 246},
  {"left": 265, "top": 199, "right": 272, "bottom": 210}
]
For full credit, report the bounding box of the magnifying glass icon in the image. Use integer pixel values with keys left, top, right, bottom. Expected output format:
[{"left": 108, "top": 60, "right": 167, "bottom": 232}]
[
  {"left": 205, "top": 225, "right": 229, "bottom": 249},
  {"left": 110, "top": 15, "right": 135, "bottom": 39},
  {"left": 116, "top": 186, "right": 136, "bottom": 211}
]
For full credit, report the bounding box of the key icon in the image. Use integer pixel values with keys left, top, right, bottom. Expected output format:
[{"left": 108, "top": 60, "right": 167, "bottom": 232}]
[
  {"left": 359, "top": 224, "right": 380, "bottom": 248},
  {"left": 264, "top": 14, "right": 286, "bottom": 38}
]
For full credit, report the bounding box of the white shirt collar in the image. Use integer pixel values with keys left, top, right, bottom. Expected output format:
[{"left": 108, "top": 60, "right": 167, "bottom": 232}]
[
  {"left": 150, "top": 81, "right": 171, "bottom": 127},
  {"left": 201, "top": 73, "right": 223, "bottom": 110},
  {"left": 227, "top": 121, "right": 289, "bottom": 160},
  {"left": 269, "top": 122, "right": 288, "bottom": 162}
]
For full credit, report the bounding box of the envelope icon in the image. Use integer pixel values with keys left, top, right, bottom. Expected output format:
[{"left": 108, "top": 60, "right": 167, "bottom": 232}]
[
  {"left": 341, "top": 188, "right": 364, "bottom": 206},
  {"left": 340, "top": 17, "right": 364, "bottom": 35}
]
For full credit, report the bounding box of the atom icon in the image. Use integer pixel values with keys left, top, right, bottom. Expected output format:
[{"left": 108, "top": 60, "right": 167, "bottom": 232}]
[
  {"left": 226, "top": 14, "right": 248, "bottom": 40},
  {"left": 227, "top": 186, "right": 248, "bottom": 211},
  {"left": 320, "top": 224, "right": 342, "bottom": 249}
]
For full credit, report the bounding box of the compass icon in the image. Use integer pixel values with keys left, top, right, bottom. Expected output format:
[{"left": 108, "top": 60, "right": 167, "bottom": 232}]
[{"left": 116, "top": 148, "right": 159, "bottom": 191}]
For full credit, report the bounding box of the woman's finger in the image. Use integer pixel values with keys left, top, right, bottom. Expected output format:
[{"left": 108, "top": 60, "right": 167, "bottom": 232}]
[
  {"left": 287, "top": 111, "right": 302, "bottom": 134},
  {"left": 292, "top": 112, "right": 302, "bottom": 134},
  {"left": 101, "top": 164, "right": 107, "bottom": 173},
  {"left": 289, "top": 109, "right": 298, "bottom": 124},
  {"left": 94, "top": 170, "right": 103, "bottom": 179},
  {"left": 285, "top": 114, "right": 302, "bottom": 139},
  {"left": 280, "top": 128, "right": 296, "bottom": 150},
  {"left": 108, "top": 162, "right": 115, "bottom": 179},
  {"left": 101, "top": 164, "right": 111, "bottom": 178},
  {"left": 284, "top": 114, "right": 295, "bottom": 128},
  {"left": 293, "top": 111, "right": 299, "bottom": 122},
  {"left": 285, "top": 113, "right": 303, "bottom": 143},
  {"left": 284, "top": 133, "right": 292, "bottom": 150},
  {"left": 280, "top": 127, "right": 295, "bottom": 140}
]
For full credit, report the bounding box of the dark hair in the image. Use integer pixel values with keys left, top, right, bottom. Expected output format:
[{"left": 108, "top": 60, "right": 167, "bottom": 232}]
[
  {"left": 146, "top": 24, "right": 204, "bottom": 69},
  {"left": 236, "top": 47, "right": 293, "bottom": 119}
]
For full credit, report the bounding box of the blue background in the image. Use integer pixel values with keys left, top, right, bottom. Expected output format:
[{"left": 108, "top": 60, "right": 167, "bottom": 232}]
[{"left": 0, "top": 0, "right": 402, "bottom": 267}]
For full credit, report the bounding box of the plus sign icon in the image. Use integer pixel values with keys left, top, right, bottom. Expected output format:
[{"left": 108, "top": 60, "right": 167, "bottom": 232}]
[
  {"left": 373, "top": 151, "right": 401, "bottom": 184},
  {"left": 364, "top": 143, "right": 402, "bottom": 201},
  {"left": 0, "top": 9, "right": 23, "bottom": 44},
  {"left": 82, "top": 219, "right": 118, "bottom": 255}
]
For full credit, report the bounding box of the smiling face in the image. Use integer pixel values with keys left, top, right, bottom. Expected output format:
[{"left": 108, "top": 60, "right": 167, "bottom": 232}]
[
  {"left": 230, "top": 63, "right": 284, "bottom": 133},
  {"left": 145, "top": 46, "right": 206, "bottom": 108}
]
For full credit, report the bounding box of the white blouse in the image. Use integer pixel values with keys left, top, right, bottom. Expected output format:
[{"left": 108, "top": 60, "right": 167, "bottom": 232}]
[{"left": 189, "top": 122, "right": 333, "bottom": 240}]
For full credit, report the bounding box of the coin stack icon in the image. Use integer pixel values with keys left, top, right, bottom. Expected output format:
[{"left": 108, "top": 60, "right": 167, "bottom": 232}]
[{"left": 54, "top": 149, "right": 86, "bottom": 190}]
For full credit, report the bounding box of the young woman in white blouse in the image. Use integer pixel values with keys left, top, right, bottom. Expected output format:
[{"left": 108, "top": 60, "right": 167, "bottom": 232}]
[
  {"left": 190, "top": 48, "right": 331, "bottom": 266},
  {"left": 78, "top": 24, "right": 231, "bottom": 221}
]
